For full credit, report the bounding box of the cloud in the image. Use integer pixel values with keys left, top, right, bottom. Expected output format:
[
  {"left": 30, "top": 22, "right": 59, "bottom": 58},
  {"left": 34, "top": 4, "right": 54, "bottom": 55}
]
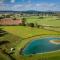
[
  {"left": 12, "top": 4, "right": 23, "bottom": 10},
  {"left": 34, "top": 3, "right": 59, "bottom": 11},
  {"left": 0, "top": 4, "right": 12, "bottom": 11},
  {"left": 0, "top": 0, "right": 4, "bottom": 3},
  {"left": 0, "top": 3, "right": 60, "bottom": 11}
]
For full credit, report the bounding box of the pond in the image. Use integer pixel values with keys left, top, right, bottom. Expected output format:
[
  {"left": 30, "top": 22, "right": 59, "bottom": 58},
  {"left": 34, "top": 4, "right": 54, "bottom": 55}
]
[{"left": 22, "top": 37, "right": 60, "bottom": 55}]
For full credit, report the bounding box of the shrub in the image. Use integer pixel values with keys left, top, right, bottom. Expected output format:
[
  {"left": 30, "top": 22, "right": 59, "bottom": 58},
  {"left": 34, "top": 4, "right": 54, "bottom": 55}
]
[{"left": 28, "top": 23, "right": 34, "bottom": 27}]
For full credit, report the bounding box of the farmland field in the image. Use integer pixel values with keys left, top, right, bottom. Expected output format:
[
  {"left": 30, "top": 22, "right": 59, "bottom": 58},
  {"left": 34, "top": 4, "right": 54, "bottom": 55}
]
[
  {"left": 22, "top": 16, "right": 60, "bottom": 26},
  {"left": 0, "top": 16, "right": 60, "bottom": 60}
]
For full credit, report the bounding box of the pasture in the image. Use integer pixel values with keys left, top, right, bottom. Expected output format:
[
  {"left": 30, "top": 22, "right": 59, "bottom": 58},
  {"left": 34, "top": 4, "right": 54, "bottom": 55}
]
[{"left": 0, "top": 15, "right": 60, "bottom": 60}]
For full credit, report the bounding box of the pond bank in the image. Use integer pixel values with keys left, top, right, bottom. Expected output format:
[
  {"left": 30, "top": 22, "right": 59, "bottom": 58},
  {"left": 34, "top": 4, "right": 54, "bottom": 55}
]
[
  {"left": 50, "top": 40, "right": 60, "bottom": 44},
  {"left": 15, "top": 34, "right": 60, "bottom": 55}
]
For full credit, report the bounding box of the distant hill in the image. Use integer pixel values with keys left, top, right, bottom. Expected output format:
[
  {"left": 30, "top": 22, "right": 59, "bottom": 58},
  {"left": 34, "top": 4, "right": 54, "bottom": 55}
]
[{"left": 0, "top": 10, "right": 60, "bottom": 14}]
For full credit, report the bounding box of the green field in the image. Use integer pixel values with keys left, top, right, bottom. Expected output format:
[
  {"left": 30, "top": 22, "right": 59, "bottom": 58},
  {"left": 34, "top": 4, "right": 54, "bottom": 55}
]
[
  {"left": 22, "top": 16, "right": 60, "bottom": 26},
  {"left": 0, "top": 16, "right": 60, "bottom": 60}
]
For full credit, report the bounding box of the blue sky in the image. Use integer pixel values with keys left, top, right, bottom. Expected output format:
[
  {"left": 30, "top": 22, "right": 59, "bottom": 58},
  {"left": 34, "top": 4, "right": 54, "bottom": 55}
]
[{"left": 0, "top": 0, "right": 60, "bottom": 11}]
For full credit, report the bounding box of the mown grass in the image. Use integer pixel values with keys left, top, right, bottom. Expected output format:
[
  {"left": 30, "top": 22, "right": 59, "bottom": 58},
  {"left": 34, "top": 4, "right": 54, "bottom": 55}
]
[
  {"left": 0, "top": 26, "right": 60, "bottom": 60},
  {"left": 1, "top": 26, "right": 60, "bottom": 38},
  {"left": 0, "top": 16, "right": 60, "bottom": 60},
  {"left": 0, "top": 51, "right": 11, "bottom": 60},
  {"left": 25, "top": 16, "right": 60, "bottom": 26}
]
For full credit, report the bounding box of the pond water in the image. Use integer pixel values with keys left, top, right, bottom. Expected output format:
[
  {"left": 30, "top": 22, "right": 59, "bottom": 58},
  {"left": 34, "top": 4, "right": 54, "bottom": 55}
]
[{"left": 22, "top": 37, "right": 60, "bottom": 55}]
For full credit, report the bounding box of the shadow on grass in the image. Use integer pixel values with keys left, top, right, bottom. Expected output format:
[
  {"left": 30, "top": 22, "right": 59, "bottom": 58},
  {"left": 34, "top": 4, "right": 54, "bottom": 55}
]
[
  {"left": 0, "top": 41, "right": 10, "bottom": 45},
  {"left": 2, "top": 50, "right": 16, "bottom": 60}
]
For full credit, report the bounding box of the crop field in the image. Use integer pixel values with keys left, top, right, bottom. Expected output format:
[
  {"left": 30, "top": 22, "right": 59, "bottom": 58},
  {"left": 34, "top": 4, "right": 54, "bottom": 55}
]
[{"left": 0, "top": 16, "right": 60, "bottom": 60}]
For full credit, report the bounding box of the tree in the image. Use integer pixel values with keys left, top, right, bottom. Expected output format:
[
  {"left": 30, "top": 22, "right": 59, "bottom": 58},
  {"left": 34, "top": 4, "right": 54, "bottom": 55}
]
[
  {"left": 5, "top": 15, "right": 10, "bottom": 18},
  {"left": 12, "top": 17, "right": 16, "bottom": 20},
  {"left": 28, "top": 23, "right": 34, "bottom": 27},
  {"left": 2, "top": 15, "right": 5, "bottom": 18},
  {"left": 0, "top": 15, "right": 5, "bottom": 19},
  {"left": 0, "top": 16, "right": 3, "bottom": 19},
  {"left": 39, "top": 16, "right": 44, "bottom": 19},
  {"left": 22, "top": 18, "right": 26, "bottom": 26},
  {"left": 36, "top": 24, "right": 40, "bottom": 28}
]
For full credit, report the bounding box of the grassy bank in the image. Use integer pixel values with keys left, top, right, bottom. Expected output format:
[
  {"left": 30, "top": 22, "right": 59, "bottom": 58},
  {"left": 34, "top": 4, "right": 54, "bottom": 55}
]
[{"left": 0, "top": 25, "right": 60, "bottom": 60}]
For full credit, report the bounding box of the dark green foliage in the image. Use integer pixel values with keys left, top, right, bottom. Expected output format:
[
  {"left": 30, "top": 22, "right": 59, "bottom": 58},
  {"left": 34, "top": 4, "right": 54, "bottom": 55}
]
[
  {"left": 28, "top": 23, "right": 34, "bottom": 27},
  {"left": 22, "top": 18, "right": 26, "bottom": 26},
  {"left": 5, "top": 15, "right": 10, "bottom": 18},
  {"left": 39, "top": 17, "right": 44, "bottom": 19},
  {"left": 12, "top": 18, "right": 16, "bottom": 20}
]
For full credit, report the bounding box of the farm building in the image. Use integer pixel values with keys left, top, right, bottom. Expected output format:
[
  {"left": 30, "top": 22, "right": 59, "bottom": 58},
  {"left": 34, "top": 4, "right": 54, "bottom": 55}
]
[{"left": 0, "top": 18, "right": 22, "bottom": 25}]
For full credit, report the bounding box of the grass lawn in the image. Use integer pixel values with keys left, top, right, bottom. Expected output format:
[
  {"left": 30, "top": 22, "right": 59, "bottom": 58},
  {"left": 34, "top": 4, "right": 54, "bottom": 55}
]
[
  {"left": 2, "top": 26, "right": 60, "bottom": 38},
  {"left": 0, "top": 51, "right": 11, "bottom": 60},
  {"left": 24, "top": 16, "right": 60, "bottom": 26},
  {"left": 0, "top": 26, "right": 60, "bottom": 60},
  {"left": 0, "top": 16, "right": 60, "bottom": 60}
]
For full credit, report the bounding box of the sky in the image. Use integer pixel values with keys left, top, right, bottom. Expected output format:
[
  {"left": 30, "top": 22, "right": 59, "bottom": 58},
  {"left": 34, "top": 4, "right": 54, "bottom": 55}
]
[{"left": 0, "top": 0, "right": 60, "bottom": 11}]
